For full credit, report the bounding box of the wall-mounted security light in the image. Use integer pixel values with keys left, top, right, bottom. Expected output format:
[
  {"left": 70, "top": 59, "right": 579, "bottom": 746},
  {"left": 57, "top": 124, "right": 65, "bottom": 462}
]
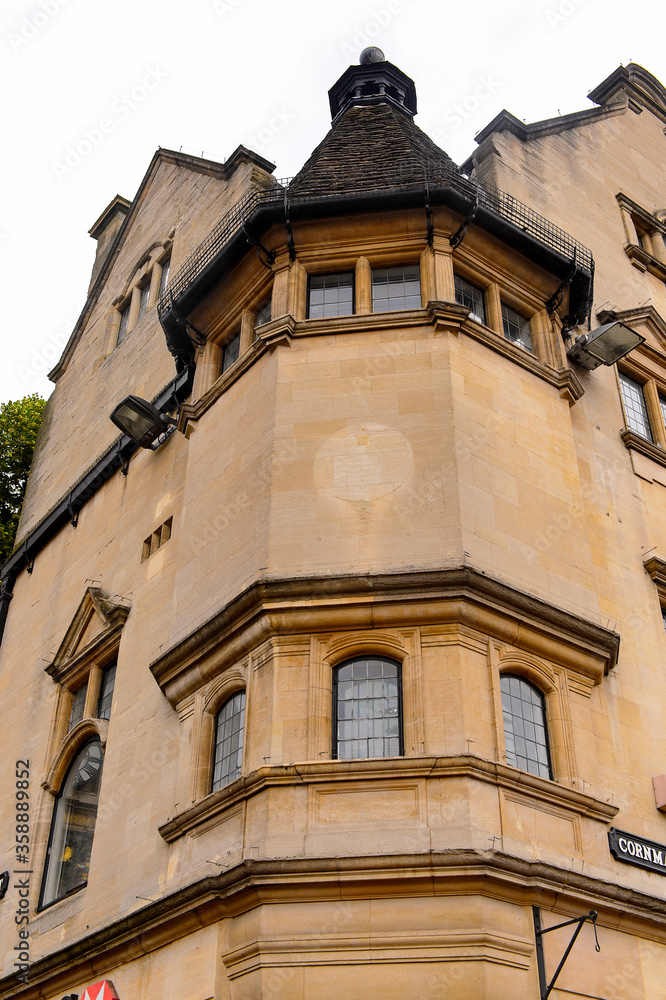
[
  {"left": 567, "top": 321, "right": 645, "bottom": 370},
  {"left": 110, "top": 395, "right": 176, "bottom": 449}
]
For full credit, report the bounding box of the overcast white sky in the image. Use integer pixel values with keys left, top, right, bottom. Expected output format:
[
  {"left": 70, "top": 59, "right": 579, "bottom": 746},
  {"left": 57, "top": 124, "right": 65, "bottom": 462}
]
[{"left": 1, "top": 0, "right": 664, "bottom": 404}]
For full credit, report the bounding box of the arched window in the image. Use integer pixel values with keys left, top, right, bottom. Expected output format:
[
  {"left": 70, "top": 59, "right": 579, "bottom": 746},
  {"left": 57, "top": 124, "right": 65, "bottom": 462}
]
[
  {"left": 500, "top": 674, "right": 552, "bottom": 779},
  {"left": 40, "top": 739, "right": 104, "bottom": 907},
  {"left": 212, "top": 691, "right": 246, "bottom": 792},
  {"left": 333, "top": 657, "right": 402, "bottom": 759}
]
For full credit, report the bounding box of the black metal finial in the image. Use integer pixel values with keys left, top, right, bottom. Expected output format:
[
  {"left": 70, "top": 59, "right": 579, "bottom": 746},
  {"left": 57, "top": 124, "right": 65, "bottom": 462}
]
[{"left": 360, "top": 47, "right": 385, "bottom": 65}]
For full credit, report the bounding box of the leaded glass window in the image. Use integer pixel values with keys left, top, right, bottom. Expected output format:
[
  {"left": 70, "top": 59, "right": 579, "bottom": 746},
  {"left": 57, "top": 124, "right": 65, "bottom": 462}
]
[
  {"left": 212, "top": 692, "right": 245, "bottom": 791},
  {"left": 137, "top": 283, "right": 150, "bottom": 321},
  {"left": 501, "top": 303, "right": 532, "bottom": 351},
  {"left": 619, "top": 372, "right": 652, "bottom": 440},
  {"left": 158, "top": 257, "right": 170, "bottom": 299},
  {"left": 501, "top": 674, "right": 552, "bottom": 779},
  {"left": 40, "top": 740, "right": 104, "bottom": 906},
  {"left": 96, "top": 662, "right": 116, "bottom": 721},
  {"left": 372, "top": 265, "right": 421, "bottom": 312},
  {"left": 222, "top": 331, "right": 241, "bottom": 373},
  {"left": 308, "top": 273, "right": 354, "bottom": 319},
  {"left": 333, "top": 657, "right": 402, "bottom": 760},
  {"left": 454, "top": 274, "right": 486, "bottom": 325},
  {"left": 69, "top": 683, "right": 87, "bottom": 731},
  {"left": 117, "top": 304, "right": 130, "bottom": 345},
  {"left": 255, "top": 297, "right": 272, "bottom": 329}
]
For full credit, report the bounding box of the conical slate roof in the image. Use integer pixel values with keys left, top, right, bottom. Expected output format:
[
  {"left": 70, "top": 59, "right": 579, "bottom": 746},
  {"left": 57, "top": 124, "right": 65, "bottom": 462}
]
[{"left": 288, "top": 102, "right": 458, "bottom": 198}]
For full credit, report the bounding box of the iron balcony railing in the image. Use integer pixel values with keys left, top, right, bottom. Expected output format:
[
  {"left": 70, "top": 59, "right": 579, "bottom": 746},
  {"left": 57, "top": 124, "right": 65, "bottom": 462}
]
[{"left": 158, "top": 161, "right": 593, "bottom": 318}]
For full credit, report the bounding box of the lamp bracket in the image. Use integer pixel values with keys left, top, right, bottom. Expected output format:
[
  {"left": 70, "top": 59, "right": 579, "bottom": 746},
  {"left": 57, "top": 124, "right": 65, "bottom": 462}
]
[{"left": 533, "top": 907, "right": 600, "bottom": 1000}]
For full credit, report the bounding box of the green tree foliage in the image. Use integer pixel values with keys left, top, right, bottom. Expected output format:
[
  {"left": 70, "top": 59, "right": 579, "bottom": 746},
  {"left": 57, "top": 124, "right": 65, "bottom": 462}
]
[{"left": 0, "top": 394, "right": 46, "bottom": 565}]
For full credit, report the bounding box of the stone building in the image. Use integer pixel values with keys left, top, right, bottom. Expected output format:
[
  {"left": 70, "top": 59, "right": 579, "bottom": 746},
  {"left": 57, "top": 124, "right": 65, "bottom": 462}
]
[{"left": 1, "top": 51, "right": 665, "bottom": 999}]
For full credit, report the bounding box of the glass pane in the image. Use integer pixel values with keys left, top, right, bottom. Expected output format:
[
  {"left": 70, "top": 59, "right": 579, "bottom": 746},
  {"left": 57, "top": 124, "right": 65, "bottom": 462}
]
[
  {"left": 212, "top": 692, "right": 245, "bottom": 791},
  {"left": 138, "top": 283, "right": 150, "bottom": 321},
  {"left": 117, "top": 305, "right": 130, "bottom": 345},
  {"left": 222, "top": 331, "right": 241, "bottom": 373},
  {"left": 96, "top": 662, "right": 116, "bottom": 721},
  {"left": 308, "top": 272, "right": 354, "bottom": 318},
  {"left": 501, "top": 303, "right": 532, "bottom": 351},
  {"left": 334, "top": 658, "right": 402, "bottom": 759},
  {"left": 158, "top": 258, "right": 170, "bottom": 299},
  {"left": 454, "top": 274, "right": 486, "bottom": 324},
  {"left": 69, "top": 683, "right": 88, "bottom": 731},
  {"left": 500, "top": 674, "right": 551, "bottom": 779},
  {"left": 41, "top": 740, "right": 103, "bottom": 905},
  {"left": 620, "top": 372, "right": 653, "bottom": 440},
  {"left": 255, "top": 296, "right": 272, "bottom": 329},
  {"left": 372, "top": 266, "right": 421, "bottom": 313}
]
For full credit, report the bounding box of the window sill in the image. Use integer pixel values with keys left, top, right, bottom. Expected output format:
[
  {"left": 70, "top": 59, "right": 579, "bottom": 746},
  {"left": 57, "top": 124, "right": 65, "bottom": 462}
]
[
  {"left": 36, "top": 882, "right": 86, "bottom": 914},
  {"left": 624, "top": 243, "right": 666, "bottom": 281},
  {"left": 158, "top": 754, "right": 617, "bottom": 843},
  {"left": 428, "top": 301, "right": 584, "bottom": 405},
  {"left": 181, "top": 302, "right": 584, "bottom": 433},
  {"left": 620, "top": 427, "right": 666, "bottom": 469}
]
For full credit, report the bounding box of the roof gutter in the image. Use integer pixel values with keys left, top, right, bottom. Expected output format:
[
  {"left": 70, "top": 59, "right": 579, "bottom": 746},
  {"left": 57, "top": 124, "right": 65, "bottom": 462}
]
[{"left": 159, "top": 183, "right": 594, "bottom": 363}]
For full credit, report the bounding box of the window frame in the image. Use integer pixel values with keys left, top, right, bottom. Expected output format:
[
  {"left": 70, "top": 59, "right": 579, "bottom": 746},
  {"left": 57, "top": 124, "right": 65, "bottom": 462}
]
[
  {"left": 116, "top": 301, "right": 130, "bottom": 346},
  {"left": 500, "top": 673, "right": 553, "bottom": 780},
  {"left": 137, "top": 280, "right": 150, "bottom": 323},
  {"left": 618, "top": 369, "right": 654, "bottom": 441},
  {"left": 68, "top": 682, "right": 88, "bottom": 731},
  {"left": 371, "top": 264, "right": 421, "bottom": 314},
  {"left": 454, "top": 273, "right": 487, "bottom": 325},
  {"left": 617, "top": 193, "right": 666, "bottom": 282},
  {"left": 39, "top": 737, "right": 104, "bottom": 909},
  {"left": 306, "top": 270, "right": 356, "bottom": 320},
  {"left": 96, "top": 661, "right": 117, "bottom": 721},
  {"left": 332, "top": 656, "right": 404, "bottom": 761},
  {"left": 501, "top": 301, "right": 533, "bottom": 352},
  {"left": 221, "top": 329, "right": 241, "bottom": 373},
  {"left": 211, "top": 690, "right": 246, "bottom": 792},
  {"left": 158, "top": 254, "right": 171, "bottom": 300}
]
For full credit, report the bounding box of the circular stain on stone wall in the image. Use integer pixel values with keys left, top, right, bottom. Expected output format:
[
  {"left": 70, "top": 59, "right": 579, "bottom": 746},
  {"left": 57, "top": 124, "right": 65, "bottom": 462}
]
[{"left": 314, "top": 422, "right": 413, "bottom": 502}]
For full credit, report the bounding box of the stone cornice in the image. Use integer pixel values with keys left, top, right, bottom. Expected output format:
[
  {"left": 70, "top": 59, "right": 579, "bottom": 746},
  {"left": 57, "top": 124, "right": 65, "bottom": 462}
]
[
  {"left": 643, "top": 554, "right": 666, "bottom": 589},
  {"left": 149, "top": 567, "right": 619, "bottom": 706},
  {"left": 158, "top": 754, "right": 618, "bottom": 844},
  {"left": 588, "top": 63, "right": 666, "bottom": 124},
  {"left": 6, "top": 845, "right": 666, "bottom": 999},
  {"left": 623, "top": 243, "right": 666, "bottom": 281},
  {"left": 428, "top": 301, "right": 585, "bottom": 404},
  {"left": 182, "top": 302, "right": 584, "bottom": 433}
]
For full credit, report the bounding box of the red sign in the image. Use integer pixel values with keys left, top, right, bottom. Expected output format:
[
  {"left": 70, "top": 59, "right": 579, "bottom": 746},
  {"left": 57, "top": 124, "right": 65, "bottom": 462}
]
[{"left": 81, "top": 982, "right": 120, "bottom": 1000}]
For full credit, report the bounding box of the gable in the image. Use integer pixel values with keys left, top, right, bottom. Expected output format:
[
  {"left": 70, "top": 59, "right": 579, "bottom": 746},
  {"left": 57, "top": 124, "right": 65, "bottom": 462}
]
[{"left": 46, "top": 587, "right": 130, "bottom": 683}]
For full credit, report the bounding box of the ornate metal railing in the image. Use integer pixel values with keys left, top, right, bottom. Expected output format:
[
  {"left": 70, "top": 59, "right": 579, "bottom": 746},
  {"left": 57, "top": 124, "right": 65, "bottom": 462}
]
[{"left": 158, "top": 163, "right": 593, "bottom": 317}]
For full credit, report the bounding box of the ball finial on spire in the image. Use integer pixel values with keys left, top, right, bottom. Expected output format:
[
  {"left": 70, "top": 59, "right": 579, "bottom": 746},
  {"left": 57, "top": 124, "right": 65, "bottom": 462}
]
[{"left": 360, "top": 47, "right": 385, "bottom": 65}]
